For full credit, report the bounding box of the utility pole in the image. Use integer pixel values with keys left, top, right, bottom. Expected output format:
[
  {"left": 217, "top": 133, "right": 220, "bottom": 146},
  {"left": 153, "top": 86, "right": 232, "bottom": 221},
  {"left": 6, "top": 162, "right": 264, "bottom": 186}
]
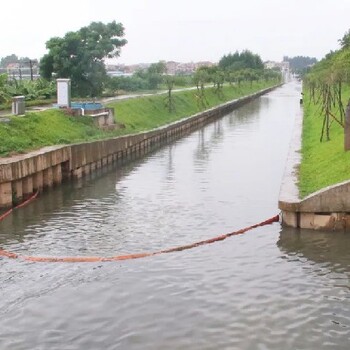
[
  {"left": 21, "top": 59, "right": 35, "bottom": 80},
  {"left": 29, "top": 59, "right": 33, "bottom": 81}
]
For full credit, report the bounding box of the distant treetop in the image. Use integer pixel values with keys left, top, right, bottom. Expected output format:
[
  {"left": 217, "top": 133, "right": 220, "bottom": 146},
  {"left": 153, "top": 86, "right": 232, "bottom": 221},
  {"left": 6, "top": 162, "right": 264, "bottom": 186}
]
[
  {"left": 0, "top": 54, "right": 36, "bottom": 68},
  {"left": 339, "top": 29, "right": 350, "bottom": 49},
  {"left": 218, "top": 50, "right": 264, "bottom": 71},
  {"left": 283, "top": 56, "right": 318, "bottom": 73}
]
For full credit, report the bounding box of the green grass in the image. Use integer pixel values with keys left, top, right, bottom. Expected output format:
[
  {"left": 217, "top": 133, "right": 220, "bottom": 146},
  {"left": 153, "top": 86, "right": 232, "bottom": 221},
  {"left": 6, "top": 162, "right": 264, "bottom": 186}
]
[
  {"left": 0, "top": 98, "right": 56, "bottom": 111},
  {"left": 111, "top": 81, "right": 276, "bottom": 132},
  {"left": 0, "top": 110, "right": 116, "bottom": 156},
  {"left": 299, "top": 88, "right": 350, "bottom": 197},
  {"left": 0, "top": 81, "right": 277, "bottom": 157}
]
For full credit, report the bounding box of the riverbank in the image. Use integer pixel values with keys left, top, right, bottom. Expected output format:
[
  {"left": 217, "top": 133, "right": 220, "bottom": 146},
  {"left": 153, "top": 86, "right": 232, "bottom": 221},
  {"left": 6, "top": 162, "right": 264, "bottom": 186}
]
[
  {"left": 279, "top": 83, "right": 350, "bottom": 230},
  {"left": 299, "top": 88, "right": 350, "bottom": 198},
  {"left": 0, "top": 84, "right": 279, "bottom": 209},
  {"left": 0, "top": 81, "right": 277, "bottom": 157}
]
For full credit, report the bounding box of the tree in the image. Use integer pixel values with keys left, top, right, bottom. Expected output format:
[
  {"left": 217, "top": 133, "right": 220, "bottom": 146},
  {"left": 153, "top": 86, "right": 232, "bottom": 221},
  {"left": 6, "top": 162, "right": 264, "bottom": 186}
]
[
  {"left": 283, "top": 56, "right": 318, "bottom": 75},
  {"left": 263, "top": 69, "right": 281, "bottom": 82},
  {"left": 339, "top": 29, "right": 350, "bottom": 49},
  {"left": 148, "top": 61, "right": 166, "bottom": 75},
  {"left": 146, "top": 61, "right": 166, "bottom": 89},
  {"left": 0, "top": 74, "right": 11, "bottom": 104},
  {"left": 40, "top": 21, "right": 127, "bottom": 97},
  {"left": 218, "top": 50, "right": 264, "bottom": 71},
  {"left": 193, "top": 68, "right": 209, "bottom": 109},
  {"left": 0, "top": 54, "right": 19, "bottom": 68},
  {"left": 303, "top": 29, "right": 350, "bottom": 142},
  {"left": 233, "top": 70, "right": 245, "bottom": 87},
  {"left": 106, "top": 75, "right": 148, "bottom": 93},
  {"left": 164, "top": 75, "right": 176, "bottom": 112},
  {"left": 212, "top": 70, "right": 225, "bottom": 98}
]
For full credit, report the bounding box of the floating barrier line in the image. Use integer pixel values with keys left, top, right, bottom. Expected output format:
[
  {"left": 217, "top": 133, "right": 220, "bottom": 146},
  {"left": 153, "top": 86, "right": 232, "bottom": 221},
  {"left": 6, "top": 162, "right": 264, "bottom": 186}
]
[
  {"left": 0, "top": 208, "right": 13, "bottom": 222},
  {"left": 0, "top": 191, "right": 39, "bottom": 222},
  {"left": 14, "top": 191, "right": 39, "bottom": 209},
  {"left": 0, "top": 215, "right": 280, "bottom": 263}
]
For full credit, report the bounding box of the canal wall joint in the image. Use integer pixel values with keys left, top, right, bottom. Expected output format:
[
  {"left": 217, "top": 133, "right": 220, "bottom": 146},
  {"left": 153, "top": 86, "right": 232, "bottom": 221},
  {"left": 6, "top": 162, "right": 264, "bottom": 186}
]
[
  {"left": 0, "top": 85, "right": 279, "bottom": 209},
  {"left": 279, "top": 101, "right": 350, "bottom": 231}
]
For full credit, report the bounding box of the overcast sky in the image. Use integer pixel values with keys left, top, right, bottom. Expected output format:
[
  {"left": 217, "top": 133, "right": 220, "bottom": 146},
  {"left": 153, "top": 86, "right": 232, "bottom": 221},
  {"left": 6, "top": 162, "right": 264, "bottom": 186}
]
[{"left": 1, "top": 0, "right": 350, "bottom": 64}]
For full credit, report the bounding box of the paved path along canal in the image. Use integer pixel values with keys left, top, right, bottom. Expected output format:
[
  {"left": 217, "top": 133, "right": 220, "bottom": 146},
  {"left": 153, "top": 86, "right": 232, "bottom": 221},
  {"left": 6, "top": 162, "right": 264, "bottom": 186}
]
[{"left": 1, "top": 81, "right": 349, "bottom": 349}]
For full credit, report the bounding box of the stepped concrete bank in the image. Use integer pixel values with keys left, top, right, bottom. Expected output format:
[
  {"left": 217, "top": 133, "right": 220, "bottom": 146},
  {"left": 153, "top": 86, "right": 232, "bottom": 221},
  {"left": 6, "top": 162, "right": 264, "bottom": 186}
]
[
  {"left": 0, "top": 86, "right": 277, "bottom": 209},
  {"left": 279, "top": 106, "right": 350, "bottom": 231}
]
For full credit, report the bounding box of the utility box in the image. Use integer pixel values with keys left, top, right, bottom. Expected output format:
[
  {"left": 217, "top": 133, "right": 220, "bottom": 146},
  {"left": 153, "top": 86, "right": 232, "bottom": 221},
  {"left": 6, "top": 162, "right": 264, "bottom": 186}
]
[
  {"left": 57, "top": 78, "right": 71, "bottom": 107},
  {"left": 12, "top": 96, "right": 25, "bottom": 115}
]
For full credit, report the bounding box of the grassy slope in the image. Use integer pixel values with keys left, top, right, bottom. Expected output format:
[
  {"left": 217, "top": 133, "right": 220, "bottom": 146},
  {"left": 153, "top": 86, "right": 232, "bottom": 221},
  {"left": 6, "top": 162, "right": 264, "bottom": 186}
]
[
  {"left": 299, "top": 88, "right": 350, "bottom": 198},
  {"left": 0, "top": 81, "right": 276, "bottom": 157},
  {"left": 111, "top": 82, "right": 275, "bottom": 132}
]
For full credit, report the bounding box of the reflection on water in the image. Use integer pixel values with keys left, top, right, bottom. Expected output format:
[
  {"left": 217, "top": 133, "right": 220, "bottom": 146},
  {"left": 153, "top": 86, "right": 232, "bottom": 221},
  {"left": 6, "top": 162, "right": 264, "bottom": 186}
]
[
  {"left": 1, "top": 81, "right": 349, "bottom": 349},
  {"left": 278, "top": 227, "right": 350, "bottom": 273},
  {"left": 194, "top": 122, "right": 224, "bottom": 165},
  {"left": 276, "top": 227, "right": 350, "bottom": 341}
]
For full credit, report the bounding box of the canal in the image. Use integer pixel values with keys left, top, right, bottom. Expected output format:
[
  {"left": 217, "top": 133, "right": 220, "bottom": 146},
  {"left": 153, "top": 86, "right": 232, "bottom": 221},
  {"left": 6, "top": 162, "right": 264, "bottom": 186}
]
[{"left": 0, "top": 81, "right": 349, "bottom": 349}]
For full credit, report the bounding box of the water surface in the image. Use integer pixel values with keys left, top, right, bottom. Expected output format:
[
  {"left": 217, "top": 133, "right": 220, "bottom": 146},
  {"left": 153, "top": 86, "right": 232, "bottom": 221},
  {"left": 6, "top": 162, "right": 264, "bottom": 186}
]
[{"left": 1, "top": 82, "right": 349, "bottom": 349}]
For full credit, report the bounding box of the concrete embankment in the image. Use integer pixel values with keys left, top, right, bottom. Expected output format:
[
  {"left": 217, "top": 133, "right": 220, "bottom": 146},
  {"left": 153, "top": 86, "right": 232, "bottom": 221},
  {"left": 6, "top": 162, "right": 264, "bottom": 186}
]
[
  {"left": 279, "top": 103, "right": 350, "bottom": 231},
  {"left": 0, "top": 86, "right": 277, "bottom": 209}
]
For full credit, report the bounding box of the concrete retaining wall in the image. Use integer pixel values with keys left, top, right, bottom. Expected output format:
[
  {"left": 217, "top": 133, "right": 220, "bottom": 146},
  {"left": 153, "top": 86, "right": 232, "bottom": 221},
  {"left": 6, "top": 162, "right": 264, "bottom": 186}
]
[{"left": 0, "top": 86, "right": 277, "bottom": 209}]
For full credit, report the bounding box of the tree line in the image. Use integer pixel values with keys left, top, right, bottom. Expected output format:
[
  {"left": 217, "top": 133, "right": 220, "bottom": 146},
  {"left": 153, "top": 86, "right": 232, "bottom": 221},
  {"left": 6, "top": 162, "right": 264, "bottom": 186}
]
[
  {"left": 1, "top": 21, "right": 282, "bottom": 107},
  {"left": 304, "top": 29, "right": 350, "bottom": 141}
]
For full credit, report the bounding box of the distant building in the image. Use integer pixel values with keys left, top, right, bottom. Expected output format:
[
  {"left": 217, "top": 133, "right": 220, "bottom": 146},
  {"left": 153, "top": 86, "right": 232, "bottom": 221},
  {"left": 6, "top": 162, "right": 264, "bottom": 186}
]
[
  {"left": 106, "top": 60, "right": 215, "bottom": 76},
  {"left": 6, "top": 63, "right": 20, "bottom": 72},
  {"left": 264, "top": 61, "right": 278, "bottom": 70},
  {"left": 166, "top": 61, "right": 178, "bottom": 75},
  {"left": 264, "top": 60, "right": 290, "bottom": 82},
  {"left": 5, "top": 62, "right": 39, "bottom": 80}
]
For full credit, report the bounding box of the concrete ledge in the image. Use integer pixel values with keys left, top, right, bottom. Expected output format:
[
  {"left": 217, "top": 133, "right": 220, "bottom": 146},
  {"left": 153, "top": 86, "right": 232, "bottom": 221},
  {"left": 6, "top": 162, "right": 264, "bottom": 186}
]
[
  {"left": 298, "top": 180, "right": 350, "bottom": 212},
  {"left": 0, "top": 146, "right": 70, "bottom": 183}
]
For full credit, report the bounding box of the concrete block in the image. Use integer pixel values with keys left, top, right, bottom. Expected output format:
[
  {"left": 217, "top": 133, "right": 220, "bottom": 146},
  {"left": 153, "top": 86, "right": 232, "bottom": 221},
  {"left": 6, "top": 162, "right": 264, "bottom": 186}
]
[
  {"left": 13, "top": 180, "right": 23, "bottom": 200},
  {"left": 299, "top": 213, "right": 315, "bottom": 229},
  {"left": 43, "top": 168, "right": 53, "bottom": 187},
  {"left": 53, "top": 164, "right": 62, "bottom": 184},
  {"left": 72, "top": 167, "right": 82, "bottom": 179},
  {"left": 339, "top": 214, "right": 350, "bottom": 230},
  {"left": 0, "top": 182, "right": 13, "bottom": 208},
  {"left": 282, "top": 211, "right": 298, "bottom": 228},
  {"left": 83, "top": 164, "right": 91, "bottom": 176},
  {"left": 299, "top": 213, "right": 337, "bottom": 230},
  {"left": 313, "top": 214, "right": 335, "bottom": 230},
  {"left": 22, "top": 176, "right": 33, "bottom": 196},
  {"left": 33, "top": 171, "right": 44, "bottom": 191},
  {"left": 0, "top": 164, "right": 13, "bottom": 183}
]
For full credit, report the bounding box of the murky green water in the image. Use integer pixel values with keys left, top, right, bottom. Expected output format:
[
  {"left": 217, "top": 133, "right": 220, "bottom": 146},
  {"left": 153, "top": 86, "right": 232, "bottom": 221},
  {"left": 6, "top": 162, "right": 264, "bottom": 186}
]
[{"left": 1, "top": 82, "right": 349, "bottom": 349}]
